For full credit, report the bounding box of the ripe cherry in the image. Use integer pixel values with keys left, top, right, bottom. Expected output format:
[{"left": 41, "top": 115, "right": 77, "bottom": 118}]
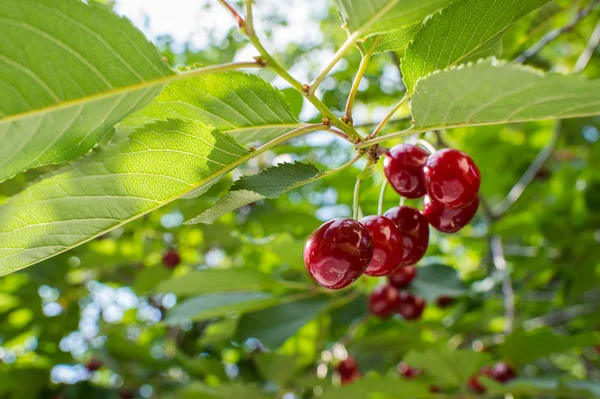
[
  {"left": 85, "top": 358, "right": 102, "bottom": 372},
  {"left": 387, "top": 265, "right": 417, "bottom": 289},
  {"left": 468, "top": 375, "right": 486, "bottom": 394},
  {"left": 383, "top": 206, "right": 429, "bottom": 266},
  {"left": 423, "top": 196, "right": 479, "bottom": 233},
  {"left": 360, "top": 215, "right": 404, "bottom": 276},
  {"left": 424, "top": 149, "right": 481, "bottom": 209},
  {"left": 304, "top": 219, "right": 374, "bottom": 290},
  {"left": 119, "top": 389, "right": 136, "bottom": 399},
  {"left": 397, "top": 292, "right": 426, "bottom": 320},
  {"left": 436, "top": 295, "right": 455, "bottom": 308},
  {"left": 368, "top": 285, "right": 401, "bottom": 319},
  {"left": 489, "top": 362, "right": 516, "bottom": 383},
  {"left": 384, "top": 144, "right": 429, "bottom": 198},
  {"left": 341, "top": 370, "right": 363, "bottom": 384},
  {"left": 337, "top": 357, "right": 359, "bottom": 378},
  {"left": 162, "top": 250, "right": 181, "bottom": 269},
  {"left": 397, "top": 361, "right": 421, "bottom": 379}
]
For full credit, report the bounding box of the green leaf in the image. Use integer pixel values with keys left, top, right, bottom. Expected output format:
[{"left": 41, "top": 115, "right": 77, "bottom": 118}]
[
  {"left": 0, "top": 119, "right": 249, "bottom": 276},
  {"left": 401, "top": 0, "right": 548, "bottom": 93},
  {"left": 155, "top": 269, "right": 274, "bottom": 296},
  {"left": 281, "top": 88, "right": 304, "bottom": 119},
  {"left": 175, "top": 351, "right": 228, "bottom": 380},
  {"left": 404, "top": 348, "right": 491, "bottom": 387},
  {"left": 497, "top": 328, "right": 599, "bottom": 365},
  {"left": 186, "top": 162, "right": 322, "bottom": 224},
  {"left": 122, "top": 72, "right": 299, "bottom": 144},
  {"left": 0, "top": 0, "right": 174, "bottom": 182},
  {"left": 357, "top": 25, "right": 421, "bottom": 55},
  {"left": 409, "top": 60, "right": 600, "bottom": 132},
  {"left": 198, "top": 318, "right": 239, "bottom": 347},
  {"left": 165, "top": 292, "right": 279, "bottom": 325},
  {"left": 410, "top": 264, "right": 466, "bottom": 302},
  {"left": 177, "top": 382, "right": 268, "bottom": 399},
  {"left": 335, "top": 0, "right": 452, "bottom": 38},
  {"left": 253, "top": 353, "right": 299, "bottom": 386},
  {"left": 236, "top": 296, "right": 330, "bottom": 348},
  {"left": 321, "top": 377, "right": 433, "bottom": 399}
]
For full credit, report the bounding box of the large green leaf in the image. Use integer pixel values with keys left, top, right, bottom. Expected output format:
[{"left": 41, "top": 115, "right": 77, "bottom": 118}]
[
  {"left": 122, "top": 72, "right": 299, "bottom": 144},
  {"left": 321, "top": 377, "right": 433, "bottom": 399},
  {"left": 0, "top": 119, "right": 249, "bottom": 276},
  {"left": 186, "top": 162, "right": 322, "bottom": 224},
  {"left": 155, "top": 269, "right": 275, "bottom": 296},
  {"left": 408, "top": 60, "right": 600, "bottom": 132},
  {"left": 404, "top": 348, "right": 491, "bottom": 386},
  {"left": 410, "top": 264, "right": 467, "bottom": 302},
  {"left": 357, "top": 26, "right": 422, "bottom": 55},
  {"left": 0, "top": 0, "right": 173, "bottom": 182},
  {"left": 401, "top": 0, "right": 548, "bottom": 93},
  {"left": 335, "top": 0, "right": 452, "bottom": 38}
]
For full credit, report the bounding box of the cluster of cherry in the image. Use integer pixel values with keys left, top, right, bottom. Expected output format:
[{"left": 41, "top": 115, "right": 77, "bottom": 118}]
[
  {"left": 337, "top": 355, "right": 516, "bottom": 392},
  {"left": 304, "top": 144, "right": 481, "bottom": 290}
]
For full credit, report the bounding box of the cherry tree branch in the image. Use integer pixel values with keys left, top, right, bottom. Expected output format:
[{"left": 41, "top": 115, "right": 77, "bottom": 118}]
[
  {"left": 516, "top": 0, "right": 600, "bottom": 63},
  {"left": 573, "top": 19, "right": 600, "bottom": 73},
  {"left": 491, "top": 235, "right": 515, "bottom": 335}
]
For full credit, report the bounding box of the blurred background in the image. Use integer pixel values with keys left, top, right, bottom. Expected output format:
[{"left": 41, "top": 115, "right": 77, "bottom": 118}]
[{"left": 1, "top": 0, "right": 600, "bottom": 398}]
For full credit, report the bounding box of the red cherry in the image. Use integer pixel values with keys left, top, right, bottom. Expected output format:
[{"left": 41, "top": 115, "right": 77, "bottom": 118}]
[
  {"left": 337, "top": 357, "right": 359, "bottom": 378},
  {"left": 429, "top": 385, "right": 441, "bottom": 394},
  {"left": 304, "top": 219, "right": 374, "bottom": 290},
  {"left": 468, "top": 375, "right": 486, "bottom": 394},
  {"left": 436, "top": 295, "right": 455, "bottom": 308},
  {"left": 85, "top": 358, "right": 102, "bottom": 372},
  {"left": 162, "top": 250, "right": 181, "bottom": 269},
  {"left": 489, "top": 362, "right": 516, "bottom": 383},
  {"left": 360, "top": 215, "right": 404, "bottom": 276},
  {"left": 383, "top": 144, "right": 429, "bottom": 198},
  {"left": 119, "top": 389, "right": 136, "bottom": 399},
  {"left": 387, "top": 265, "right": 417, "bottom": 289},
  {"left": 397, "top": 361, "right": 421, "bottom": 379},
  {"left": 595, "top": 345, "right": 600, "bottom": 354},
  {"left": 423, "top": 196, "right": 479, "bottom": 233},
  {"left": 383, "top": 206, "right": 429, "bottom": 266},
  {"left": 424, "top": 149, "right": 481, "bottom": 209},
  {"left": 341, "top": 370, "right": 363, "bottom": 384},
  {"left": 368, "top": 285, "right": 401, "bottom": 319},
  {"left": 397, "top": 292, "right": 426, "bottom": 320}
]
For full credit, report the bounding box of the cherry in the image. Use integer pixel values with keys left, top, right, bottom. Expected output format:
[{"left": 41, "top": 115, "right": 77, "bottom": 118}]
[
  {"left": 360, "top": 215, "right": 404, "bottom": 276},
  {"left": 397, "top": 361, "right": 421, "bottom": 379},
  {"left": 85, "top": 358, "right": 102, "bottom": 372},
  {"left": 383, "top": 206, "right": 429, "bottom": 266},
  {"left": 468, "top": 375, "right": 486, "bottom": 394},
  {"left": 119, "top": 389, "right": 136, "bottom": 399},
  {"left": 304, "top": 219, "right": 374, "bottom": 290},
  {"left": 436, "top": 295, "right": 455, "bottom": 308},
  {"left": 368, "top": 285, "right": 401, "bottom": 319},
  {"left": 423, "top": 196, "right": 479, "bottom": 233},
  {"left": 489, "top": 362, "right": 516, "bottom": 383},
  {"left": 337, "top": 357, "right": 359, "bottom": 378},
  {"left": 387, "top": 265, "right": 417, "bottom": 289},
  {"left": 424, "top": 149, "right": 481, "bottom": 209},
  {"left": 341, "top": 370, "right": 363, "bottom": 384},
  {"left": 162, "top": 250, "right": 181, "bottom": 269},
  {"left": 383, "top": 144, "right": 429, "bottom": 198},
  {"left": 397, "top": 291, "right": 426, "bottom": 320}
]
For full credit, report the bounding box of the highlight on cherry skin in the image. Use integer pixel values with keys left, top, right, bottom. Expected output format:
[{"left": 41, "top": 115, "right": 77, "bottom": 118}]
[
  {"left": 383, "top": 144, "right": 429, "bottom": 198},
  {"left": 360, "top": 215, "right": 404, "bottom": 276},
  {"left": 423, "top": 195, "right": 480, "bottom": 233},
  {"left": 303, "top": 218, "right": 374, "bottom": 290}
]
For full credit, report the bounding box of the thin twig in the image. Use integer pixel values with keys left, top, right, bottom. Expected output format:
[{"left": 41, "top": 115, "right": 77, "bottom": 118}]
[
  {"left": 345, "top": 36, "right": 382, "bottom": 124},
  {"left": 493, "top": 121, "right": 562, "bottom": 218},
  {"left": 523, "top": 304, "right": 596, "bottom": 330},
  {"left": 367, "top": 94, "right": 409, "bottom": 140},
  {"left": 516, "top": 0, "right": 600, "bottom": 63},
  {"left": 573, "top": 19, "right": 600, "bottom": 73},
  {"left": 491, "top": 235, "right": 515, "bottom": 335},
  {"left": 217, "top": 0, "right": 245, "bottom": 27}
]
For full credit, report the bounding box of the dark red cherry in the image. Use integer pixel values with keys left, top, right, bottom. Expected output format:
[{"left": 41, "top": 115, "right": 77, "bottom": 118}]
[
  {"left": 384, "top": 144, "right": 429, "bottom": 198},
  {"left": 119, "top": 389, "right": 136, "bottom": 399},
  {"left": 162, "top": 250, "right": 181, "bottom": 269},
  {"left": 360, "top": 215, "right": 404, "bottom": 276},
  {"left": 397, "top": 291, "right": 426, "bottom": 320},
  {"left": 387, "top": 265, "right": 417, "bottom": 289},
  {"left": 423, "top": 196, "right": 479, "bottom": 233},
  {"left": 304, "top": 219, "right": 374, "bottom": 290},
  {"left": 436, "top": 295, "right": 455, "bottom": 308},
  {"left": 341, "top": 370, "right": 363, "bottom": 384},
  {"left": 468, "top": 375, "right": 486, "bottom": 394},
  {"left": 85, "top": 358, "right": 102, "bottom": 372},
  {"left": 424, "top": 149, "right": 481, "bottom": 209},
  {"left": 368, "top": 285, "right": 401, "bottom": 319},
  {"left": 337, "top": 357, "right": 359, "bottom": 378},
  {"left": 397, "top": 361, "right": 422, "bottom": 379},
  {"left": 489, "top": 362, "right": 516, "bottom": 383},
  {"left": 383, "top": 206, "right": 429, "bottom": 266}
]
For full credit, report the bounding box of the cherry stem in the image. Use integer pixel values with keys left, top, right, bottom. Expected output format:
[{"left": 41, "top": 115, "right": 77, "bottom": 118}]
[
  {"left": 367, "top": 94, "right": 409, "bottom": 141},
  {"left": 345, "top": 36, "right": 382, "bottom": 124},
  {"left": 352, "top": 179, "right": 362, "bottom": 220},
  {"left": 377, "top": 180, "right": 388, "bottom": 216},
  {"left": 416, "top": 139, "right": 436, "bottom": 154},
  {"left": 399, "top": 196, "right": 405, "bottom": 207}
]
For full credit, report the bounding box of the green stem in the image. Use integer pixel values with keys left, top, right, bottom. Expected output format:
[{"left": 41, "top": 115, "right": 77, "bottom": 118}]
[
  {"left": 367, "top": 93, "right": 408, "bottom": 141},
  {"left": 174, "top": 61, "right": 263, "bottom": 81},
  {"left": 416, "top": 139, "right": 436, "bottom": 154},
  {"left": 357, "top": 126, "right": 417, "bottom": 149},
  {"left": 345, "top": 36, "right": 381, "bottom": 123},
  {"left": 352, "top": 178, "right": 362, "bottom": 220},
  {"left": 377, "top": 180, "right": 388, "bottom": 215}
]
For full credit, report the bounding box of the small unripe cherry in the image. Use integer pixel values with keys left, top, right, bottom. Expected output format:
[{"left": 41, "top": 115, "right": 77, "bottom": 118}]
[
  {"left": 423, "top": 196, "right": 479, "bottom": 233},
  {"left": 388, "top": 265, "right": 417, "bottom": 289},
  {"left": 360, "top": 215, "right": 404, "bottom": 276},
  {"left": 424, "top": 148, "right": 481, "bottom": 209},
  {"left": 368, "top": 285, "right": 401, "bottom": 319},
  {"left": 383, "top": 206, "right": 429, "bottom": 266},
  {"left": 383, "top": 144, "right": 429, "bottom": 198},
  {"left": 304, "top": 219, "right": 374, "bottom": 290}
]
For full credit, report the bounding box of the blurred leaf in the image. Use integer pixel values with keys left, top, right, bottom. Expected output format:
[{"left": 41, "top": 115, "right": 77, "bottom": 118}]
[
  {"left": 198, "top": 318, "right": 239, "bottom": 347},
  {"left": 177, "top": 382, "right": 268, "bottom": 399},
  {"left": 175, "top": 351, "right": 228, "bottom": 380},
  {"left": 155, "top": 269, "right": 275, "bottom": 295},
  {"left": 134, "top": 266, "right": 172, "bottom": 294},
  {"left": 410, "top": 264, "right": 467, "bottom": 302},
  {"left": 321, "top": 376, "right": 433, "bottom": 399},
  {"left": 253, "top": 352, "right": 299, "bottom": 386}
]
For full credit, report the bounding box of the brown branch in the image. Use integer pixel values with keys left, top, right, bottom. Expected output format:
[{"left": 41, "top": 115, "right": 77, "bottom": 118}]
[{"left": 217, "top": 0, "right": 245, "bottom": 28}]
